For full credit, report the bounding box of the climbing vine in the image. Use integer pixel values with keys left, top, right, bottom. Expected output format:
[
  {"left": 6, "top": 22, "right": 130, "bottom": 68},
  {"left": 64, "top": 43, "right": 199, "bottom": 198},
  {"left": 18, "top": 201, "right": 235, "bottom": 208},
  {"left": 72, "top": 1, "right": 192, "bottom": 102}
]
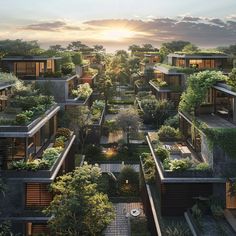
[
  {"left": 204, "top": 128, "right": 236, "bottom": 158},
  {"left": 179, "top": 70, "right": 227, "bottom": 114}
]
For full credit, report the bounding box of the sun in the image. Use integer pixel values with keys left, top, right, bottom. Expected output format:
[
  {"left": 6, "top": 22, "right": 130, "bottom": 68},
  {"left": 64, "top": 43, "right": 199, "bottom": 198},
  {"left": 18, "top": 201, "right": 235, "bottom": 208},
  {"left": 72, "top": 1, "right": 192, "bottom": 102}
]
[{"left": 100, "top": 28, "right": 135, "bottom": 41}]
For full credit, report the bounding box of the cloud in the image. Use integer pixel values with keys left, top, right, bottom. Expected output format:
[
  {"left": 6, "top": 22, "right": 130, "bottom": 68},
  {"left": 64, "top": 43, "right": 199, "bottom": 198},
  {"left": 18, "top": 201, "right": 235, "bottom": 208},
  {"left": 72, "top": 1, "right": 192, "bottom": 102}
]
[
  {"left": 23, "top": 21, "right": 80, "bottom": 32},
  {"left": 84, "top": 17, "right": 236, "bottom": 46}
]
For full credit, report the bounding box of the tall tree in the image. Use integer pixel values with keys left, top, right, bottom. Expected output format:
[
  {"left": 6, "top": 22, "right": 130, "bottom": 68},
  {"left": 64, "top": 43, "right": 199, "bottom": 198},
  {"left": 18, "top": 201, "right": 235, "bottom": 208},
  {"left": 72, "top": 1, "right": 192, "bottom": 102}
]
[
  {"left": 116, "top": 108, "right": 141, "bottom": 144},
  {"left": 162, "top": 40, "right": 191, "bottom": 53},
  {"left": 0, "top": 39, "right": 42, "bottom": 57},
  {"left": 67, "top": 106, "right": 92, "bottom": 154},
  {"left": 44, "top": 164, "right": 114, "bottom": 236}
]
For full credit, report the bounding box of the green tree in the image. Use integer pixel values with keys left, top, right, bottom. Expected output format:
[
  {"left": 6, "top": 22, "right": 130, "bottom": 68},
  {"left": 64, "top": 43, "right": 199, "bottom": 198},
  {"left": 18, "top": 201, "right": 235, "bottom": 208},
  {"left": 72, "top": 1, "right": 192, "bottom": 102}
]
[
  {"left": 72, "top": 52, "right": 82, "bottom": 65},
  {"left": 0, "top": 39, "right": 42, "bottom": 57},
  {"left": 228, "top": 68, "right": 236, "bottom": 88},
  {"left": 182, "top": 43, "right": 199, "bottom": 54},
  {"left": 141, "top": 98, "right": 174, "bottom": 127},
  {"left": 44, "top": 164, "right": 115, "bottom": 236},
  {"left": 67, "top": 106, "right": 92, "bottom": 154},
  {"left": 98, "top": 76, "right": 114, "bottom": 107},
  {"left": 116, "top": 109, "right": 141, "bottom": 144},
  {"left": 49, "top": 44, "right": 65, "bottom": 52},
  {"left": 162, "top": 40, "right": 191, "bottom": 53}
]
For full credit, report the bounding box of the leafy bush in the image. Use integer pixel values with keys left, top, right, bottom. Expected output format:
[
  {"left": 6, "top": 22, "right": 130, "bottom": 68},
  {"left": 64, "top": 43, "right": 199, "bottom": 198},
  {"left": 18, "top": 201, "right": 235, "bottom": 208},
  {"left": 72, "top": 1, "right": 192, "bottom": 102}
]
[
  {"left": 169, "top": 158, "right": 192, "bottom": 171},
  {"left": 157, "top": 125, "right": 181, "bottom": 140},
  {"left": 141, "top": 153, "right": 156, "bottom": 183},
  {"left": 56, "top": 128, "right": 71, "bottom": 140},
  {"left": 53, "top": 139, "right": 65, "bottom": 148},
  {"left": 156, "top": 147, "right": 170, "bottom": 162},
  {"left": 195, "top": 162, "right": 210, "bottom": 171},
  {"left": 72, "top": 83, "right": 92, "bottom": 99},
  {"left": 191, "top": 204, "right": 202, "bottom": 221},
  {"left": 165, "top": 221, "right": 191, "bottom": 236},
  {"left": 42, "top": 147, "right": 62, "bottom": 166},
  {"left": 15, "top": 113, "right": 30, "bottom": 125},
  {"left": 163, "top": 158, "right": 171, "bottom": 170},
  {"left": 117, "top": 166, "right": 139, "bottom": 196},
  {"left": 84, "top": 144, "right": 102, "bottom": 161},
  {"left": 61, "top": 62, "right": 75, "bottom": 75},
  {"left": 11, "top": 159, "right": 50, "bottom": 171},
  {"left": 164, "top": 114, "right": 179, "bottom": 129}
]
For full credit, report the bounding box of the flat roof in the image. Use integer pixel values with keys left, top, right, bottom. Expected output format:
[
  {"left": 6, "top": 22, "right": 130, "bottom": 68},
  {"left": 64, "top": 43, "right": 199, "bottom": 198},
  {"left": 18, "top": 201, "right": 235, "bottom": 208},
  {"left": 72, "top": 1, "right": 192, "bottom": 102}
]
[
  {"left": 213, "top": 84, "right": 236, "bottom": 97},
  {"left": 0, "top": 83, "right": 13, "bottom": 90},
  {"left": 154, "top": 65, "right": 184, "bottom": 75},
  {"left": 2, "top": 56, "right": 61, "bottom": 61},
  {"left": 168, "top": 53, "right": 229, "bottom": 59},
  {"left": 198, "top": 114, "right": 236, "bottom": 129}
]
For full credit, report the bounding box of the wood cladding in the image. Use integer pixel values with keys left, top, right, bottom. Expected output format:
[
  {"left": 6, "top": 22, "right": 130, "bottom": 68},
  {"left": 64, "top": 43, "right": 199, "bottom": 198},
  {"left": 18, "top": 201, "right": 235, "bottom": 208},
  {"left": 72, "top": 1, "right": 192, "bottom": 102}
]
[
  {"left": 26, "top": 223, "right": 50, "bottom": 236},
  {"left": 25, "top": 183, "right": 52, "bottom": 208}
]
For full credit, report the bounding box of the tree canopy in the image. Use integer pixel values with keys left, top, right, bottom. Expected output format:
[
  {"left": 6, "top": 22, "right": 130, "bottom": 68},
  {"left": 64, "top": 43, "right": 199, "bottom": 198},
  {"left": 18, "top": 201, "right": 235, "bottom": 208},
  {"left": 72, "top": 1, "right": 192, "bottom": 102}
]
[{"left": 44, "top": 163, "right": 114, "bottom": 236}]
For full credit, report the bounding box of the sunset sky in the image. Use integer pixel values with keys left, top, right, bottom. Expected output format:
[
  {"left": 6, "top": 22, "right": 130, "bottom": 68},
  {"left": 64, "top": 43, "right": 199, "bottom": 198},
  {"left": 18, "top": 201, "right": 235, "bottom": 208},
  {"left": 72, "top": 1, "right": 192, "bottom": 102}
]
[{"left": 0, "top": 0, "right": 236, "bottom": 51}]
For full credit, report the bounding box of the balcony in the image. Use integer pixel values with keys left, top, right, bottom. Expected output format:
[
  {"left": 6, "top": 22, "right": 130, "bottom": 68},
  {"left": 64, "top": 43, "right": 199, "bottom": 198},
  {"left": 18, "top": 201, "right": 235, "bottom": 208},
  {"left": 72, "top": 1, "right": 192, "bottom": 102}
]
[
  {"left": 0, "top": 104, "right": 59, "bottom": 135},
  {"left": 146, "top": 132, "right": 215, "bottom": 180},
  {"left": 0, "top": 130, "right": 75, "bottom": 180}
]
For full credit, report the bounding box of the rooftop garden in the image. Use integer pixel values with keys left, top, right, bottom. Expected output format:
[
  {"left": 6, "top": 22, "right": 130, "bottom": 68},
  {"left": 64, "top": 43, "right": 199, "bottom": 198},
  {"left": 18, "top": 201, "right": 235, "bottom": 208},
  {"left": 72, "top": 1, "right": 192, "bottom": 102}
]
[
  {"left": 148, "top": 125, "right": 211, "bottom": 173},
  {"left": 173, "top": 49, "right": 227, "bottom": 56},
  {"left": 0, "top": 80, "right": 55, "bottom": 125},
  {"left": 9, "top": 128, "right": 72, "bottom": 171},
  {"left": 90, "top": 100, "right": 105, "bottom": 123},
  {"left": 0, "top": 73, "right": 18, "bottom": 86},
  {"left": 71, "top": 82, "right": 93, "bottom": 101},
  {"left": 179, "top": 70, "right": 227, "bottom": 114},
  {"left": 150, "top": 78, "right": 183, "bottom": 92},
  {"left": 155, "top": 63, "right": 195, "bottom": 74}
]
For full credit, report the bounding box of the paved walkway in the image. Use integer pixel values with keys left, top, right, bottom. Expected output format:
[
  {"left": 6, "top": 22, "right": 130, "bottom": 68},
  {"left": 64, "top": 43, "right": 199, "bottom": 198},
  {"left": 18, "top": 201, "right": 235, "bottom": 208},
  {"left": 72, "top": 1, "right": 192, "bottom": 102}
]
[
  {"left": 104, "top": 202, "right": 144, "bottom": 236},
  {"left": 100, "top": 163, "right": 139, "bottom": 173}
]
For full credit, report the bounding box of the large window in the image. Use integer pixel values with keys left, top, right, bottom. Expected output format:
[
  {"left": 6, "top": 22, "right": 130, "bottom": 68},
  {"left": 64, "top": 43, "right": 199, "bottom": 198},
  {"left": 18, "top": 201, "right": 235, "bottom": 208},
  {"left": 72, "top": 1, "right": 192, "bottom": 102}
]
[
  {"left": 189, "top": 59, "right": 215, "bottom": 69},
  {"left": 15, "top": 62, "right": 36, "bottom": 76},
  {"left": 25, "top": 183, "right": 52, "bottom": 209}
]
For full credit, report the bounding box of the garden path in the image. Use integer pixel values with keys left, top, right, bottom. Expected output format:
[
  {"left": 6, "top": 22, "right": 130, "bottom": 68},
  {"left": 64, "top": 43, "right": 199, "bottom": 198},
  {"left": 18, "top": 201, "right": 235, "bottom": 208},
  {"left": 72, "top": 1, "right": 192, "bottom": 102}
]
[{"left": 104, "top": 202, "right": 144, "bottom": 236}]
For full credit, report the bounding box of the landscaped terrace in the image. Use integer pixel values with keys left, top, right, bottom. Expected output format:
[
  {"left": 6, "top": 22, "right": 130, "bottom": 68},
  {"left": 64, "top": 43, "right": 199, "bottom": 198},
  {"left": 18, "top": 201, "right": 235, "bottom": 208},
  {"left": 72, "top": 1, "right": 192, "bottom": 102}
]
[
  {"left": 1, "top": 128, "right": 75, "bottom": 178},
  {"left": 147, "top": 125, "right": 212, "bottom": 178}
]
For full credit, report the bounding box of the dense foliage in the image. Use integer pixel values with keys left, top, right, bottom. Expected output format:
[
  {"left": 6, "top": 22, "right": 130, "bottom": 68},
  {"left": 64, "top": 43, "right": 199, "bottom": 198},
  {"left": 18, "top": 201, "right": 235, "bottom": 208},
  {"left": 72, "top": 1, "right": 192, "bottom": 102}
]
[
  {"left": 44, "top": 164, "right": 114, "bottom": 236},
  {"left": 179, "top": 70, "right": 227, "bottom": 113}
]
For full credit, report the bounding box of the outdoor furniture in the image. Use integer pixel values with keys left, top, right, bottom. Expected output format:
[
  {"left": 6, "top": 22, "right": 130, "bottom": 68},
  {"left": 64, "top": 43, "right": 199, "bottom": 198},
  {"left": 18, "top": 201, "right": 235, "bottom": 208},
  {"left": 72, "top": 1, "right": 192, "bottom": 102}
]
[
  {"left": 130, "top": 208, "right": 141, "bottom": 217},
  {"left": 179, "top": 145, "right": 191, "bottom": 158}
]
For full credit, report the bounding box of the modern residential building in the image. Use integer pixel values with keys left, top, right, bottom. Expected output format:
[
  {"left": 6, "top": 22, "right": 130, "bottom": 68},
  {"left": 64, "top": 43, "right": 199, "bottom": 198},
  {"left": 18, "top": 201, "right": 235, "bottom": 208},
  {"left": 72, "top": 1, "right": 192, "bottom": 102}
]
[
  {"left": 146, "top": 82, "right": 236, "bottom": 216},
  {"left": 149, "top": 64, "right": 186, "bottom": 105},
  {"left": 167, "top": 53, "right": 231, "bottom": 71},
  {"left": 0, "top": 90, "right": 76, "bottom": 234},
  {"left": 1, "top": 56, "right": 61, "bottom": 79}
]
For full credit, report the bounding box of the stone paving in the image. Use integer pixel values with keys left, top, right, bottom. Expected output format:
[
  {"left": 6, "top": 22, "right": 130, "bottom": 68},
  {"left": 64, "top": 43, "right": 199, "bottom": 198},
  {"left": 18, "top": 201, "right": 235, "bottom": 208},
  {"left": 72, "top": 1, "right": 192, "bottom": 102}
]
[
  {"left": 104, "top": 202, "right": 144, "bottom": 236},
  {"left": 100, "top": 163, "right": 139, "bottom": 173}
]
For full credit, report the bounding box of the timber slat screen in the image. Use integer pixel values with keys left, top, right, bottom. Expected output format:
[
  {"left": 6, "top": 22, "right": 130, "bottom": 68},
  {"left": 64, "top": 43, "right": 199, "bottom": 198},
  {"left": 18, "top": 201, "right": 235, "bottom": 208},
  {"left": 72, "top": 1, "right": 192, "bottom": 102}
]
[{"left": 26, "top": 183, "right": 52, "bottom": 209}]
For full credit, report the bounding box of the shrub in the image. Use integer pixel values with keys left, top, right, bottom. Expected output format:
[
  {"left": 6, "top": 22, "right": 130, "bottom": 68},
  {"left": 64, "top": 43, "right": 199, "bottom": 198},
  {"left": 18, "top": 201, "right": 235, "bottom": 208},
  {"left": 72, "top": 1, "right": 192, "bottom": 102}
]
[
  {"left": 15, "top": 113, "right": 30, "bottom": 125},
  {"left": 164, "top": 114, "right": 179, "bottom": 129},
  {"left": 165, "top": 221, "right": 191, "bottom": 236},
  {"left": 156, "top": 147, "right": 170, "bottom": 162},
  {"left": 157, "top": 125, "right": 181, "bottom": 140},
  {"left": 191, "top": 204, "right": 202, "bottom": 221},
  {"left": 169, "top": 158, "right": 192, "bottom": 171},
  {"left": 195, "top": 162, "right": 210, "bottom": 171},
  {"left": 61, "top": 62, "right": 75, "bottom": 75},
  {"left": 142, "top": 153, "right": 156, "bottom": 183},
  {"left": 84, "top": 144, "right": 102, "bottom": 161},
  {"left": 42, "top": 147, "right": 62, "bottom": 166},
  {"left": 53, "top": 139, "right": 65, "bottom": 148},
  {"left": 210, "top": 204, "right": 224, "bottom": 218},
  {"left": 163, "top": 158, "right": 171, "bottom": 170},
  {"left": 56, "top": 128, "right": 71, "bottom": 140},
  {"left": 117, "top": 166, "right": 139, "bottom": 196}
]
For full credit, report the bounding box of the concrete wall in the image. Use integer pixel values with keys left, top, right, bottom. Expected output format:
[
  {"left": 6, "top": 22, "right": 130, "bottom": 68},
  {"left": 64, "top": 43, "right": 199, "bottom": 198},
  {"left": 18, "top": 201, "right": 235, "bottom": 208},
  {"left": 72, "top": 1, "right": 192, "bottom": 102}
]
[
  {"left": 36, "top": 80, "right": 66, "bottom": 103},
  {"left": 0, "top": 180, "right": 24, "bottom": 217},
  {"left": 201, "top": 134, "right": 213, "bottom": 167}
]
